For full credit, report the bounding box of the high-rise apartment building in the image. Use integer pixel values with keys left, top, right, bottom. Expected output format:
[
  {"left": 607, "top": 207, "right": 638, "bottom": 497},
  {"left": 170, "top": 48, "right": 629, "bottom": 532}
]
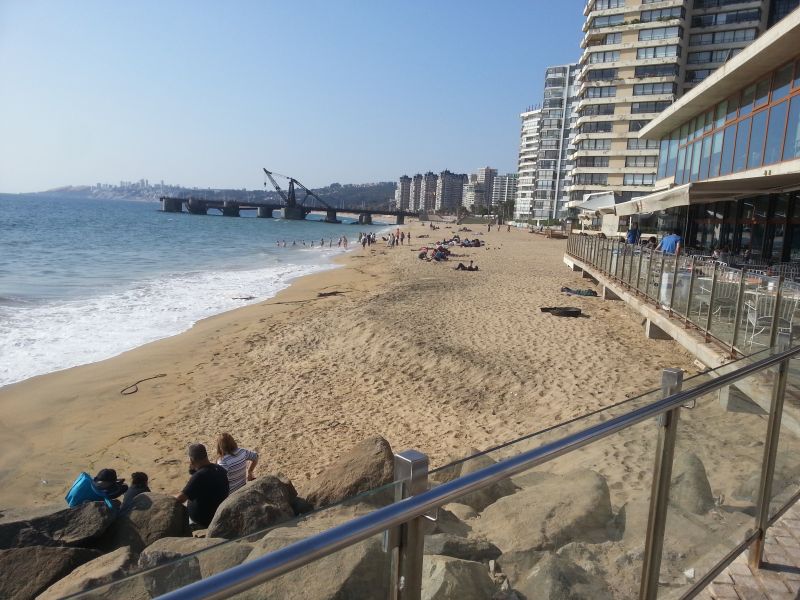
[
  {"left": 435, "top": 170, "right": 468, "bottom": 211},
  {"left": 419, "top": 171, "right": 438, "bottom": 212},
  {"left": 394, "top": 175, "right": 411, "bottom": 210},
  {"left": 514, "top": 107, "right": 541, "bottom": 221},
  {"left": 409, "top": 174, "right": 423, "bottom": 211},
  {"left": 476, "top": 167, "right": 498, "bottom": 207},
  {"left": 570, "top": 0, "right": 796, "bottom": 210},
  {"left": 461, "top": 174, "right": 484, "bottom": 210},
  {"left": 535, "top": 64, "right": 581, "bottom": 220},
  {"left": 491, "top": 174, "right": 518, "bottom": 209}
]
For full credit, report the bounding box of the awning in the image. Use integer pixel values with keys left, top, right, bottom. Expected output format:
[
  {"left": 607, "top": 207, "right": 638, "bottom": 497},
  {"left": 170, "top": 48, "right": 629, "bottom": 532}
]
[{"left": 573, "top": 191, "right": 617, "bottom": 213}]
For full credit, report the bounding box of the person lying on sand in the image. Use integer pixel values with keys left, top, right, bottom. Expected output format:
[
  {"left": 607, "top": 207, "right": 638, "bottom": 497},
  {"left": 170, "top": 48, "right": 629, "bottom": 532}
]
[{"left": 455, "top": 261, "right": 478, "bottom": 271}]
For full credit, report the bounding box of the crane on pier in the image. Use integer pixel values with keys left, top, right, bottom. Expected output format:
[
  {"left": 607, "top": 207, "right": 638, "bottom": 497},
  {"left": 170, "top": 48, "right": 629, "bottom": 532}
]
[{"left": 262, "top": 168, "right": 333, "bottom": 210}]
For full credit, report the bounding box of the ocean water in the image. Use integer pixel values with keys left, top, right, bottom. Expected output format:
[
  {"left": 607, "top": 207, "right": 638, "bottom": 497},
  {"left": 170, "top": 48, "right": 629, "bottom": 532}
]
[{"left": 0, "top": 195, "right": 388, "bottom": 388}]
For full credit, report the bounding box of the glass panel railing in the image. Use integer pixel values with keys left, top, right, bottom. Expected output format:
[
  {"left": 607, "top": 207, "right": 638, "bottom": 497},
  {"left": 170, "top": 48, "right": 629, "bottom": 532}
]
[
  {"left": 733, "top": 272, "right": 781, "bottom": 353},
  {"left": 68, "top": 479, "right": 402, "bottom": 598},
  {"left": 707, "top": 264, "right": 744, "bottom": 347},
  {"left": 768, "top": 353, "right": 800, "bottom": 520}
]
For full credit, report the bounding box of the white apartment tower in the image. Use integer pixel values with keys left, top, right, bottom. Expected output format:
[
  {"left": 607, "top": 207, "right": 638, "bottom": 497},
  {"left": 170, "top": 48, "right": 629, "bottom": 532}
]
[
  {"left": 535, "top": 64, "right": 581, "bottom": 220},
  {"left": 419, "top": 171, "right": 438, "bottom": 212},
  {"left": 514, "top": 107, "right": 541, "bottom": 221},
  {"left": 491, "top": 174, "right": 519, "bottom": 210},
  {"left": 394, "top": 175, "right": 411, "bottom": 210},
  {"left": 476, "top": 167, "right": 498, "bottom": 207},
  {"left": 435, "top": 170, "right": 468, "bottom": 211},
  {"left": 571, "top": 0, "right": 790, "bottom": 209}
]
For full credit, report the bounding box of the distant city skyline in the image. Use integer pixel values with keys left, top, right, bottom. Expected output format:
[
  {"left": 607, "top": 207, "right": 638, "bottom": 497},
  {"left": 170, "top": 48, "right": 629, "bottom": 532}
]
[{"left": 0, "top": 1, "right": 584, "bottom": 193}]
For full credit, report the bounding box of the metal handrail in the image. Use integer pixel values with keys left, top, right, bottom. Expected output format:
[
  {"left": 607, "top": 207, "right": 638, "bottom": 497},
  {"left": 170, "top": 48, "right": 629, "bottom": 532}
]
[{"left": 158, "top": 343, "right": 800, "bottom": 600}]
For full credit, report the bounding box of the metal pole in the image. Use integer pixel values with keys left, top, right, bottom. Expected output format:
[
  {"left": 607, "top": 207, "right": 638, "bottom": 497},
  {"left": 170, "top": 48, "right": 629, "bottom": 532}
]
[
  {"left": 639, "top": 368, "right": 684, "bottom": 600},
  {"left": 636, "top": 246, "right": 644, "bottom": 296},
  {"left": 749, "top": 332, "right": 791, "bottom": 570},
  {"left": 644, "top": 248, "right": 654, "bottom": 301},
  {"left": 704, "top": 262, "right": 719, "bottom": 341},
  {"left": 768, "top": 276, "right": 785, "bottom": 349},
  {"left": 685, "top": 256, "right": 698, "bottom": 327},
  {"left": 668, "top": 254, "right": 680, "bottom": 316},
  {"left": 614, "top": 240, "right": 621, "bottom": 280},
  {"left": 390, "top": 450, "right": 429, "bottom": 600},
  {"left": 655, "top": 252, "right": 666, "bottom": 307},
  {"left": 730, "top": 268, "right": 748, "bottom": 356}
]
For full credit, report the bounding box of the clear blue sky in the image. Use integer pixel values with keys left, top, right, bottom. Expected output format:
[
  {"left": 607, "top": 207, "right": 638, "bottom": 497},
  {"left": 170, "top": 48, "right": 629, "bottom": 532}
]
[{"left": 0, "top": 1, "right": 584, "bottom": 192}]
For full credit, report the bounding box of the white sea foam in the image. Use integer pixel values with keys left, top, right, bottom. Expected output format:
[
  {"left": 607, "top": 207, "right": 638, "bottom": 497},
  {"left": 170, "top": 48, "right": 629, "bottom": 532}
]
[{"left": 0, "top": 258, "right": 341, "bottom": 388}]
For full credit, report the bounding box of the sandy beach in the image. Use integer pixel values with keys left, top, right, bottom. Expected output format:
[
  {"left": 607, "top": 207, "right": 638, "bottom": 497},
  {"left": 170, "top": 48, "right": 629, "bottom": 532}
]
[{"left": 0, "top": 223, "right": 699, "bottom": 516}]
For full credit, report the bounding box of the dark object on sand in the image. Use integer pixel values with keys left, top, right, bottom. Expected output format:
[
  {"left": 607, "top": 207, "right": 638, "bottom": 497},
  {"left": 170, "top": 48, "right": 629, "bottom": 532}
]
[
  {"left": 560, "top": 287, "right": 598, "bottom": 297},
  {"left": 540, "top": 307, "right": 582, "bottom": 318}
]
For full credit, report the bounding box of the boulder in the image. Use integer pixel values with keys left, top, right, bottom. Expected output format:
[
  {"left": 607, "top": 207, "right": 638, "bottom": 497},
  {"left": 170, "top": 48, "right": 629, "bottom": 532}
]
[
  {"left": 303, "top": 436, "right": 394, "bottom": 509},
  {"left": 497, "top": 549, "right": 546, "bottom": 586},
  {"left": 423, "top": 533, "right": 501, "bottom": 563},
  {"left": 99, "top": 493, "right": 191, "bottom": 553},
  {"left": 138, "top": 546, "right": 201, "bottom": 597},
  {"left": 425, "top": 506, "right": 472, "bottom": 538},
  {"left": 207, "top": 476, "right": 296, "bottom": 540},
  {"left": 240, "top": 527, "right": 388, "bottom": 599},
  {"left": 443, "top": 452, "right": 519, "bottom": 512},
  {"left": 37, "top": 546, "right": 148, "bottom": 600},
  {"left": 670, "top": 452, "right": 714, "bottom": 515},
  {"left": 442, "top": 502, "right": 477, "bottom": 521},
  {"left": 0, "top": 546, "right": 100, "bottom": 600},
  {"left": 420, "top": 555, "right": 496, "bottom": 600},
  {"left": 140, "top": 536, "right": 253, "bottom": 578},
  {"left": 515, "top": 553, "right": 613, "bottom": 600},
  {"left": 0, "top": 502, "right": 115, "bottom": 549},
  {"left": 474, "top": 469, "right": 613, "bottom": 553}
]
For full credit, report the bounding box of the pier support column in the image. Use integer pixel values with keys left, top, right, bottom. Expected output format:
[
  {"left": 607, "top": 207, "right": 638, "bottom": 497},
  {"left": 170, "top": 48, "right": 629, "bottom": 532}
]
[
  {"left": 186, "top": 199, "right": 207, "bottom": 215},
  {"left": 396, "top": 214, "right": 405, "bottom": 225},
  {"left": 358, "top": 213, "right": 373, "bottom": 225},
  {"left": 222, "top": 201, "right": 240, "bottom": 217},
  {"left": 257, "top": 206, "right": 274, "bottom": 218},
  {"left": 325, "top": 209, "right": 340, "bottom": 223},
  {"left": 281, "top": 206, "right": 307, "bottom": 220},
  {"left": 160, "top": 197, "right": 183, "bottom": 213}
]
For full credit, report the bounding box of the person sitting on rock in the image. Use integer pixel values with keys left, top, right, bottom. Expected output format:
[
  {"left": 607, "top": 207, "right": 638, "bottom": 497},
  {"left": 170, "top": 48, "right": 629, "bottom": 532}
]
[
  {"left": 216, "top": 433, "right": 259, "bottom": 493},
  {"left": 175, "top": 443, "right": 229, "bottom": 528},
  {"left": 93, "top": 469, "right": 128, "bottom": 502},
  {"left": 121, "top": 472, "right": 150, "bottom": 510}
]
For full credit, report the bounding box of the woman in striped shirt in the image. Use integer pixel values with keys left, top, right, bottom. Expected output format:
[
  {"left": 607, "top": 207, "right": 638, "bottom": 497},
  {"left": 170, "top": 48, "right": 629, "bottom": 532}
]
[{"left": 216, "top": 433, "right": 259, "bottom": 493}]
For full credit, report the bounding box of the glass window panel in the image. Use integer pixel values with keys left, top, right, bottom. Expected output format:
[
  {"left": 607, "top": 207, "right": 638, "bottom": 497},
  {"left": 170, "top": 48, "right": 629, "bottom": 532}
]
[
  {"left": 690, "top": 140, "right": 703, "bottom": 181},
  {"left": 720, "top": 124, "right": 736, "bottom": 176},
  {"left": 683, "top": 143, "right": 695, "bottom": 183},
  {"left": 764, "top": 101, "right": 789, "bottom": 165},
  {"left": 747, "top": 110, "right": 768, "bottom": 169},
  {"left": 715, "top": 100, "right": 727, "bottom": 128},
  {"left": 754, "top": 77, "right": 770, "bottom": 108},
  {"left": 709, "top": 130, "right": 723, "bottom": 178},
  {"left": 658, "top": 138, "right": 669, "bottom": 179},
  {"left": 699, "top": 135, "right": 712, "bottom": 180},
  {"left": 676, "top": 146, "right": 687, "bottom": 184},
  {"left": 688, "top": 117, "right": 697, "bottom": 140},
  {"left": 774, "top": 193, "right": 788, "bottom": 219},
  {"left": 739, "top": 84, "right": 756, "bottom": 116},
  {"left": 772, "top": 63, "right": 794, "bottom": 101},
  {"left": 704, "top": 110, "right": 714, "bottom": 133},
  {"left": 732, "top": 117, "right": 751, "bottom": 172},
  {"left": 667, "top": 133, "right": 679, "bottom": 178},
  {"left": 694, "top": 117, "right": 705, "bottom": 139},
  {"left": 794, "top": 60, "right": 800, "bottom": 89},
  {"left": 726, "top": 93, "right": 739, "bottom": 121},
  {"left": 784, "top": 95, "right": 800, "bottom": 161},
  {"left": 680, "top": 122, "right": 690, "bottom": 145}
]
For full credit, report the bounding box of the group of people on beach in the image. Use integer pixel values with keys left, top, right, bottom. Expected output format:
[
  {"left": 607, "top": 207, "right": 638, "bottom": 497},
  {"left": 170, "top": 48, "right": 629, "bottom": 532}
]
[
  {"left": 274, "top": 236, "right": 349, "bottom": 249},
  {"left": 68, "top": 433, "right": 259, "bottom": 529}
]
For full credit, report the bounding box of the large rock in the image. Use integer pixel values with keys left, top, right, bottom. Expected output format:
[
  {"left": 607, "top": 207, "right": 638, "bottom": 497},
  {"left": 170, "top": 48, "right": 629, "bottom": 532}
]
[
  {"left": 240, "top": 527, "right": 388, "bottom": 599},
  {"left": 99, "top": 493, "right": 191, "bottom": 553},
  {"left": 436, "top": 450, "right": 519, "bottom": 512},
  {"left": 474, "top": 469, "right": 613, "bottom": 553},
  {"left": 423, "top": 533, "right": 501, "bottom": 563},
  {"left": 0, "top": 502, "right": 115, "bottom": 549},
  {"left": 0, "top": 546, "right": 100, "bottom": 600},
  {"left": 207, "top": 476, "right": 296, "bottom": 539},
  {"left": 303, "top": 436, "right": 394, "bottom": 508},
  {"left": 515, "top": 553, "right": 613, "bottom": 600},
  {"left": 421, "top": 555, "right": 496, "bottom": 600},
  {"left": 37, "top": 546, "right": 148, "bottom": 600},
  {"left": 670, "top": 452, "right": 714, "bottom": 515},
  {"left": 138, "top": 546, "right": 202, "bottom": 597},
  {"left": 140, "top": 536, "right": 253, "bottom": 578},
  {"left": 497, "top": 549, "right": 546, "bottom": 586}
]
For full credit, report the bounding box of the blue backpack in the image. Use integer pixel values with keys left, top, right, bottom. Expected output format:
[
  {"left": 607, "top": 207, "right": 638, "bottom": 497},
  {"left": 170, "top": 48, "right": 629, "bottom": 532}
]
[{"left": 65, "top": 472, "right": 114, "bottom": 508}]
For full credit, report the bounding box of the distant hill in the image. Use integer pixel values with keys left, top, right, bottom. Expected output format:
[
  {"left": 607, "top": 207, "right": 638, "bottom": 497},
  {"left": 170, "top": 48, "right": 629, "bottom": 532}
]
[{"left": 14, "top": 181, "right": 398, "bottom": 209}]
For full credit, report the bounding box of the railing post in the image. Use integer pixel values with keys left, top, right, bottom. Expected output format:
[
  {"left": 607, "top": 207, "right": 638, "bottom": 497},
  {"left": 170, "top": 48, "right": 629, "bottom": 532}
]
[
  {"left": 643, "top": 248, "right": 654, "bottom": 301},
  {"left": 749, "top": 333, "right": 791, "bottom": 570},
  {"left": 668, "top": 254, "right": 680, "bottom": 316},
  {"left": 636, "top": 246, "right": 644, "bottom": 295},
  {"left": 639, "top": 368, "right": 684, "bottom": 600},
  {"left": 730, "top": 268, "right": 748, "bottom": 356},
  {"left": 390, "top": 450, "right": 429, "bottom": 600},
  {"left": 768, "top": 276, "right": 785, "bottom": 349},
  {"left": 655, "top": 252, "right": 666, "bottom": 307},
  {"left": 614, "top": 240, "right": 622, "bottom": 280},
  {"left": 704, "top": 262, "right": 719, "bottom": 341},
  {"left": 685, "top": 256, "right": 698, "bottom": 327}
]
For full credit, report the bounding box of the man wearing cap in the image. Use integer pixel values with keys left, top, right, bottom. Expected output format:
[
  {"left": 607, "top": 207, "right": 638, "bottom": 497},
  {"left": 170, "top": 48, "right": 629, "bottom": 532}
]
[
  {"left": 94, "top": 469, "right": 128, "bottom": 500},
  {"left": 175, "top": 443, "right": 229, "bottom": 528}
]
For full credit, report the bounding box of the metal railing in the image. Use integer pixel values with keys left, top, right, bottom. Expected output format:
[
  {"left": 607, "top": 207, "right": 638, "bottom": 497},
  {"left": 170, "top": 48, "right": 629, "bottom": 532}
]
[
  {"left": 136, "top": 340, "right": 800, "bottom": 600},
  {"left": 566, "top": 233, "right": 800, "bottom": 357}
]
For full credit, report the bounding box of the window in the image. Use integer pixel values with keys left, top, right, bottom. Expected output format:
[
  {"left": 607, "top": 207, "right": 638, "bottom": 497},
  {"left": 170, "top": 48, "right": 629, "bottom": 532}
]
[
  {"left": 690, "top": 140, "right": 702, "bottom": 181},
  {"left": 720, "top": 125, "right": 736, "bottom": 175},
  {"left": 687, "top": 49, "right": 736, "bottom": 64},
  {"left": 580, "top": 121, "right": 613, "bottom": 133},
  {"left": 576, "top": 157, "right": 610, "bottom": 167},
  {"left": 584, "top": 86, "right": 617, "bottom": 98},
  {"left": 641, "top": 7, "right": 684, "bottom": 21},
  {"left": 637, "top": 45, "right": 680, "bottom": 59},
  {"left": 691, "top": 9, "right": 760, "bottom": 27},
  {"left": 726, "top": 93, "right": 739, "bottom": 122},
  {"left": 635, "top": 64, "right": 679, "bottom": 78},
  {"left": 574, "top": 173, "right": 609, "bottom": 185},
  {"left": 594, "top": 0, "right": 624, "bottom": 9},
  {"left": 694, "top": 0, "right": 755, "bottom": 7},
  {"left": 747, "top": 110, "right": 768, "bottom": 168},
  {"left": 698, "top": 136, "right": 712, "bottom": 180},
  {"left": 577, "top": 138, "right": 611, "bottom": 150},
  {"left": 589, "top": 50, "right": 620, "bottom": 63},
  {"left": 628, "top": 139, "right": 660, "bottom": 149},
  {"left": 633, "top": 82, "right": 677, "bottom": 95},
  {"left": 626, "top": 156, "right": 658, "bottom": 167},
  {"left": 580, "top": 104, "right": 615, "bottom": 116},
  {"left": 689, "top": 28, "right": 756, "bottom": 46},
  {"left": 764, "top": 101, "right": 788, "bottom": 165},
  {"left": 754, "top": 77, "right": 770, "bottom": 108},
  {"left": 639, "top": 26, "right": 682, "bottom": 41},
  {"left": 732, "top": 118, "right": 751, "bottom": 172},
  {"left": 629, "top": 120, "right": 650, "bottom": 132},
  {"left": 591, "top": 14, "right": 625, "bottom": 28},
  {"left": 772, "top": 63, "right": 794, "bottom": 102},
  {"left": 740, "top": 83, "right": 756, "bottom": 116},
  {"left": 604, "top": 32, "right": 622, "bottom": 44},
  {"left": 709, "top": 130, "right": 723, "bottom": 178},
  {"left": 623, "top": 173, "right": 656, "bottom": 185},
  {"left": 783, "top": 96, "right": 800, "bottom": 161},
  {"left": 631, "top": 101, "right": 671, "bottom": 114},
  {"left": 585, "top": 68, "right": 618, "bottom": 81},
  {"left": 685, "top": 70, "right": 713, "bottom": 83}
]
